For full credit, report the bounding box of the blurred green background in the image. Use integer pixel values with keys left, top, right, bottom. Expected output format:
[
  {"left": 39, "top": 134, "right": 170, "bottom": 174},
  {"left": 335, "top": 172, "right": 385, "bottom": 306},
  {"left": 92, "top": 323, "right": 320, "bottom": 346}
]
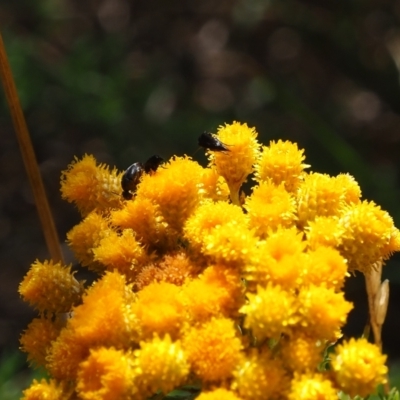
[{"left": 1, "top": 0, "right": 400, "bottom": 397}]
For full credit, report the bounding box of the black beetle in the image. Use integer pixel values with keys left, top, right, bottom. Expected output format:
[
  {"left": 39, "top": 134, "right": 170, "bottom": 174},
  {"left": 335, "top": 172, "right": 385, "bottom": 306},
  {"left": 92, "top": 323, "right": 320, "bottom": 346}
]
[
  {"left": 121, "top": 155, "right": 164, "bottom": 200},
  {"left": 143, "top": 154, "right": 164, "bottom": 174},
  {"left": 198, "top": 131, "right": 230, "bottom": 152},
  {"left": 121, "top": 162, "right": 144, "bottom": 200}
]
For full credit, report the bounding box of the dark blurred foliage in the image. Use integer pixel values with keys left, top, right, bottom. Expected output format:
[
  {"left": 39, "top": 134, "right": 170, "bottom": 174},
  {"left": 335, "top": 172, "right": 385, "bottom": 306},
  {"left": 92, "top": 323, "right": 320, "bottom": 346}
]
[{"left": 1, "top": 0, "right": 400, "bottom": 373}]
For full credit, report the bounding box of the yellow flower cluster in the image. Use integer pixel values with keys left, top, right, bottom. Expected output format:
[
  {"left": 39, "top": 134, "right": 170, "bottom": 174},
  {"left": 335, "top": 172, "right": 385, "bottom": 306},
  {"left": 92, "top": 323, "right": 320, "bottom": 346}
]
[{"left": 19, "top": 121, "right": 399, "bottom": 399}]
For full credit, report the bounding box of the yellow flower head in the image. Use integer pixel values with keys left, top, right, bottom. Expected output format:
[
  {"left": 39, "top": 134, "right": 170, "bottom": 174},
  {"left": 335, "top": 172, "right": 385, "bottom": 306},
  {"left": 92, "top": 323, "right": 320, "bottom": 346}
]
[
  {"left": 134, "top": 335, "right": 189, "bottom": 397},
  {"left": 335, "top": 173, "right": 362, "bottom": 204},
  {"left": 181, "top": 265, "right": 244, "bottom": 322},
  {"left": 60, "top": 154, "right": 122, "bottom": 215},
  {"left": 184, "top": 202, "right": 253, "bottom": 267},
  {"left": 297, "top": 285, "right": 353, "bottom": 340},
  {"left": 135, "top": 252, "right": 198, "bottom": 290},
  {"left": 136, "top": 156, "right": 204, "bottom": 232},
  {"left": 131, "top": 281, "right": 184, "bottom": 340},
  {"left": 21, "top": 379, "right": 68, "bottom": 400},
  {"left": 196, "top": 388, "right": 243, "bottom": 400},
  {"left": 305, "top": 216, "right": 344, "bottom": 250},
  {"left": 199, "top": 167, "right": 230, "bottom": 202},
  {"left": 20, "top": 317, "right": 62, "bottom": 368},
  {"left": 255, "top": 140, "right": 309, "bottom": 192},
  {"left": 110, "top": 196, "right": 176, "bottom": 251},
  {"left": 339, "top": 200, "right": 400, "bottom": 273},
  {"left": 46, "top": 326, "right": 88, "bottom": 380},
  {"left": 67, "top": 211, "right": 110, "bottom": 268},
  {"left": 77, "top": 347, "right": 136, "bottom": 400},
  {"left": 260, "top": 227, "right": 306, "bottom": 260},
  {"left": 280, "top": 334, "right": 323, "bottom": 373},
  {"left": 183, "top": 318, "right": 243, "bottom": 382},
  {"left": 302, "top": 246, "right": 348, "bottom": 290},
  {"left": 245, "top": 227, "right": 305, "bottom": 290},
  {"left": 93, "top": 229, "right": 148, "bottom": 281},
  {"left": 202, "top": 222, "right": 258, "bottom": 268},
  {"left": 208, "top": 121, "right": 260, "bottom": 205},
  {"left": 19, "top": 259, "right": 83, "bottom": 313},
  {"left": 69, "top": 271, "right": 134, "bottom": 346},
  {"left": 47, "top": 271, "right": 134, "bottom": 380},
  {"left": 297, "top": 172, "right": 345, "bottom": 226},
  {"left": 241, "top": 284, "right": 298, "bottom": 341},
  {"left": 184, "top": 201, "right": 248, "bottom": 254},
  {"left": 331, "top": 337, "right": 388, "bottom": 398},
  {"left": 232, "top": 349, "right": 289, "bottom": 400},
  {"left": 288, "top": 373, "right": 338, "bottom": 400},
  {"left": 244, "top": 180, "right": 297, "bottom": 238}
]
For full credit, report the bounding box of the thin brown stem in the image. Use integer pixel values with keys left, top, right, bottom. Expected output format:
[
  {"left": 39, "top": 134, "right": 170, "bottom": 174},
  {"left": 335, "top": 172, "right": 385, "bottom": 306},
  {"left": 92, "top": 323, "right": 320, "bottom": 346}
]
[
  {"left": 364, "top": 260, "right": 390, "bottom": 394},
  {"left": 365, "top": 266, "right": 382, "bottom": 348},
  {"left": 0, "top": 31, "right": 63, "bottom": 263}
]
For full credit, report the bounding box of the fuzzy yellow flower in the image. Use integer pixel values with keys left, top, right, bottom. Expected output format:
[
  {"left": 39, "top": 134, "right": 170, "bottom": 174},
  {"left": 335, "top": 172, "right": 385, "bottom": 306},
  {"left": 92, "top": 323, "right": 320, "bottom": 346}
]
[
  {"left": 302, "top": 246, "right": 348, "bottom": 290},
  {"left": 69, "top": 271, "right": 134, "bottom": 346},
  {"left": 19, "top": 259, "right": 83, "bottom": 313},
  {"left": 255, "top": 140, "right": 309, "bottom": 192},
  {"left": 21, "top": 379, "right": 69, "bottom": 400},
  {"left": 131, "top": 281, "right": 185, "bottom": 340},
  {"left": 331, "top": 337, "right": 388, "bottom": 397},
  {"left": 202, "top": 221, "right": 258, "bottom": 268},
  {"left": 199, "top": 167, "right": 230, "bottom": 202},
  {"left": 47, "top": 271, "right": 134, "bottom": 380},
  {"left": 134, "top": 335, "right": 189, "bottom": 397},
  {"left": 20, "top": 317, "right": 62, "bottom": 368},
  {"left": 297, "top": 285, "right": 353, "bottom": 340},
  {"left": 339, "top": 200, "right": 400, "bottom": 273},
  {"left": 110, "top": 197, "right": 175, "bottom": 252},
  {"left": 335, "top": 173, "right": 362, "bottom": 204},
  {"left": 232, "top": 349, "right": 289, "bottom": 400},
  {"left": 280, "top": 334, "right": 324, "bottom": 373},
  {"left": 288, "top": 373, "right": 338, "bottom": 400},
  {"left": 245, "top": 227, "right": 305, "bottom": 289},
  {"left": 184, "top": 200, "right": 248, "bottom": 253},
  {"left": 181, "top": 265, "right": 244, "bottom": 322},
  {"left": 297, "top": 172, "right": 345, "bottom": 226},
  {"left": 77, "top": 347, "right": 137, "bottom": 400},
  {"left": 66, "top": 211, "right": 110, "bottom": 268},
  {"left": 136, "top": 156, "right": 204, "bottom": 232},
  {"left": 267, "top": 253, "right": 307, "bottom": 289},
  {"left": 93, "top": 229, "right": 148, "bottom": 281},
  {"left": 135, "top": 252, "right": 198, "bottom": 290},
  {"left": 259, "top": 226, "right": 306, "bottom": 260},
  {"left": 208, "top": 121, "right": 260, "bottom": 205},
  {"left": 244, "top": 180, "right": 297, "bottom": 238},
  {"left": 241, "top": 283, "right": 298, "bottom": 341},
  {"left": 60, "top": 154, "right": 122, "bottom": 215},
  {"left": 46, "top": 325, "right": 88, "bottom": 380},
  {"left": 183, "top": 318, "right": 243, "bottom": 382},
  {"left": 305, "top": 216, "right": 344, "bottom": 250},
  {"left": 197, "top": 389, "right": 243, "bottom": 400}
]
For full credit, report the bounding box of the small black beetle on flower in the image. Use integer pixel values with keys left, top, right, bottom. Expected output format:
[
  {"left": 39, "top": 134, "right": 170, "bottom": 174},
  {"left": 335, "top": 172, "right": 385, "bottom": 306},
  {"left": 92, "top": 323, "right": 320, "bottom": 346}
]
[
  {"left": 121, "top": 162, "right": 144, "bottom": 200},
  {"left": 198, "top": 131, "right": 230, "bottom": 152},
  {"left": 121, "top": 155, "right": 164, "bottom": 200},
  {"left": 143, "top": 154, "right": 164, "bottom": 174}
]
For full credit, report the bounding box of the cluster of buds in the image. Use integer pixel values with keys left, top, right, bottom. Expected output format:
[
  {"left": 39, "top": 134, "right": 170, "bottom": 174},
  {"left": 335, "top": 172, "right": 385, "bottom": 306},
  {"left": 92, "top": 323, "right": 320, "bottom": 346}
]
[{"left": 19, "top": 122, "right": 399, "bottom": 399}]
